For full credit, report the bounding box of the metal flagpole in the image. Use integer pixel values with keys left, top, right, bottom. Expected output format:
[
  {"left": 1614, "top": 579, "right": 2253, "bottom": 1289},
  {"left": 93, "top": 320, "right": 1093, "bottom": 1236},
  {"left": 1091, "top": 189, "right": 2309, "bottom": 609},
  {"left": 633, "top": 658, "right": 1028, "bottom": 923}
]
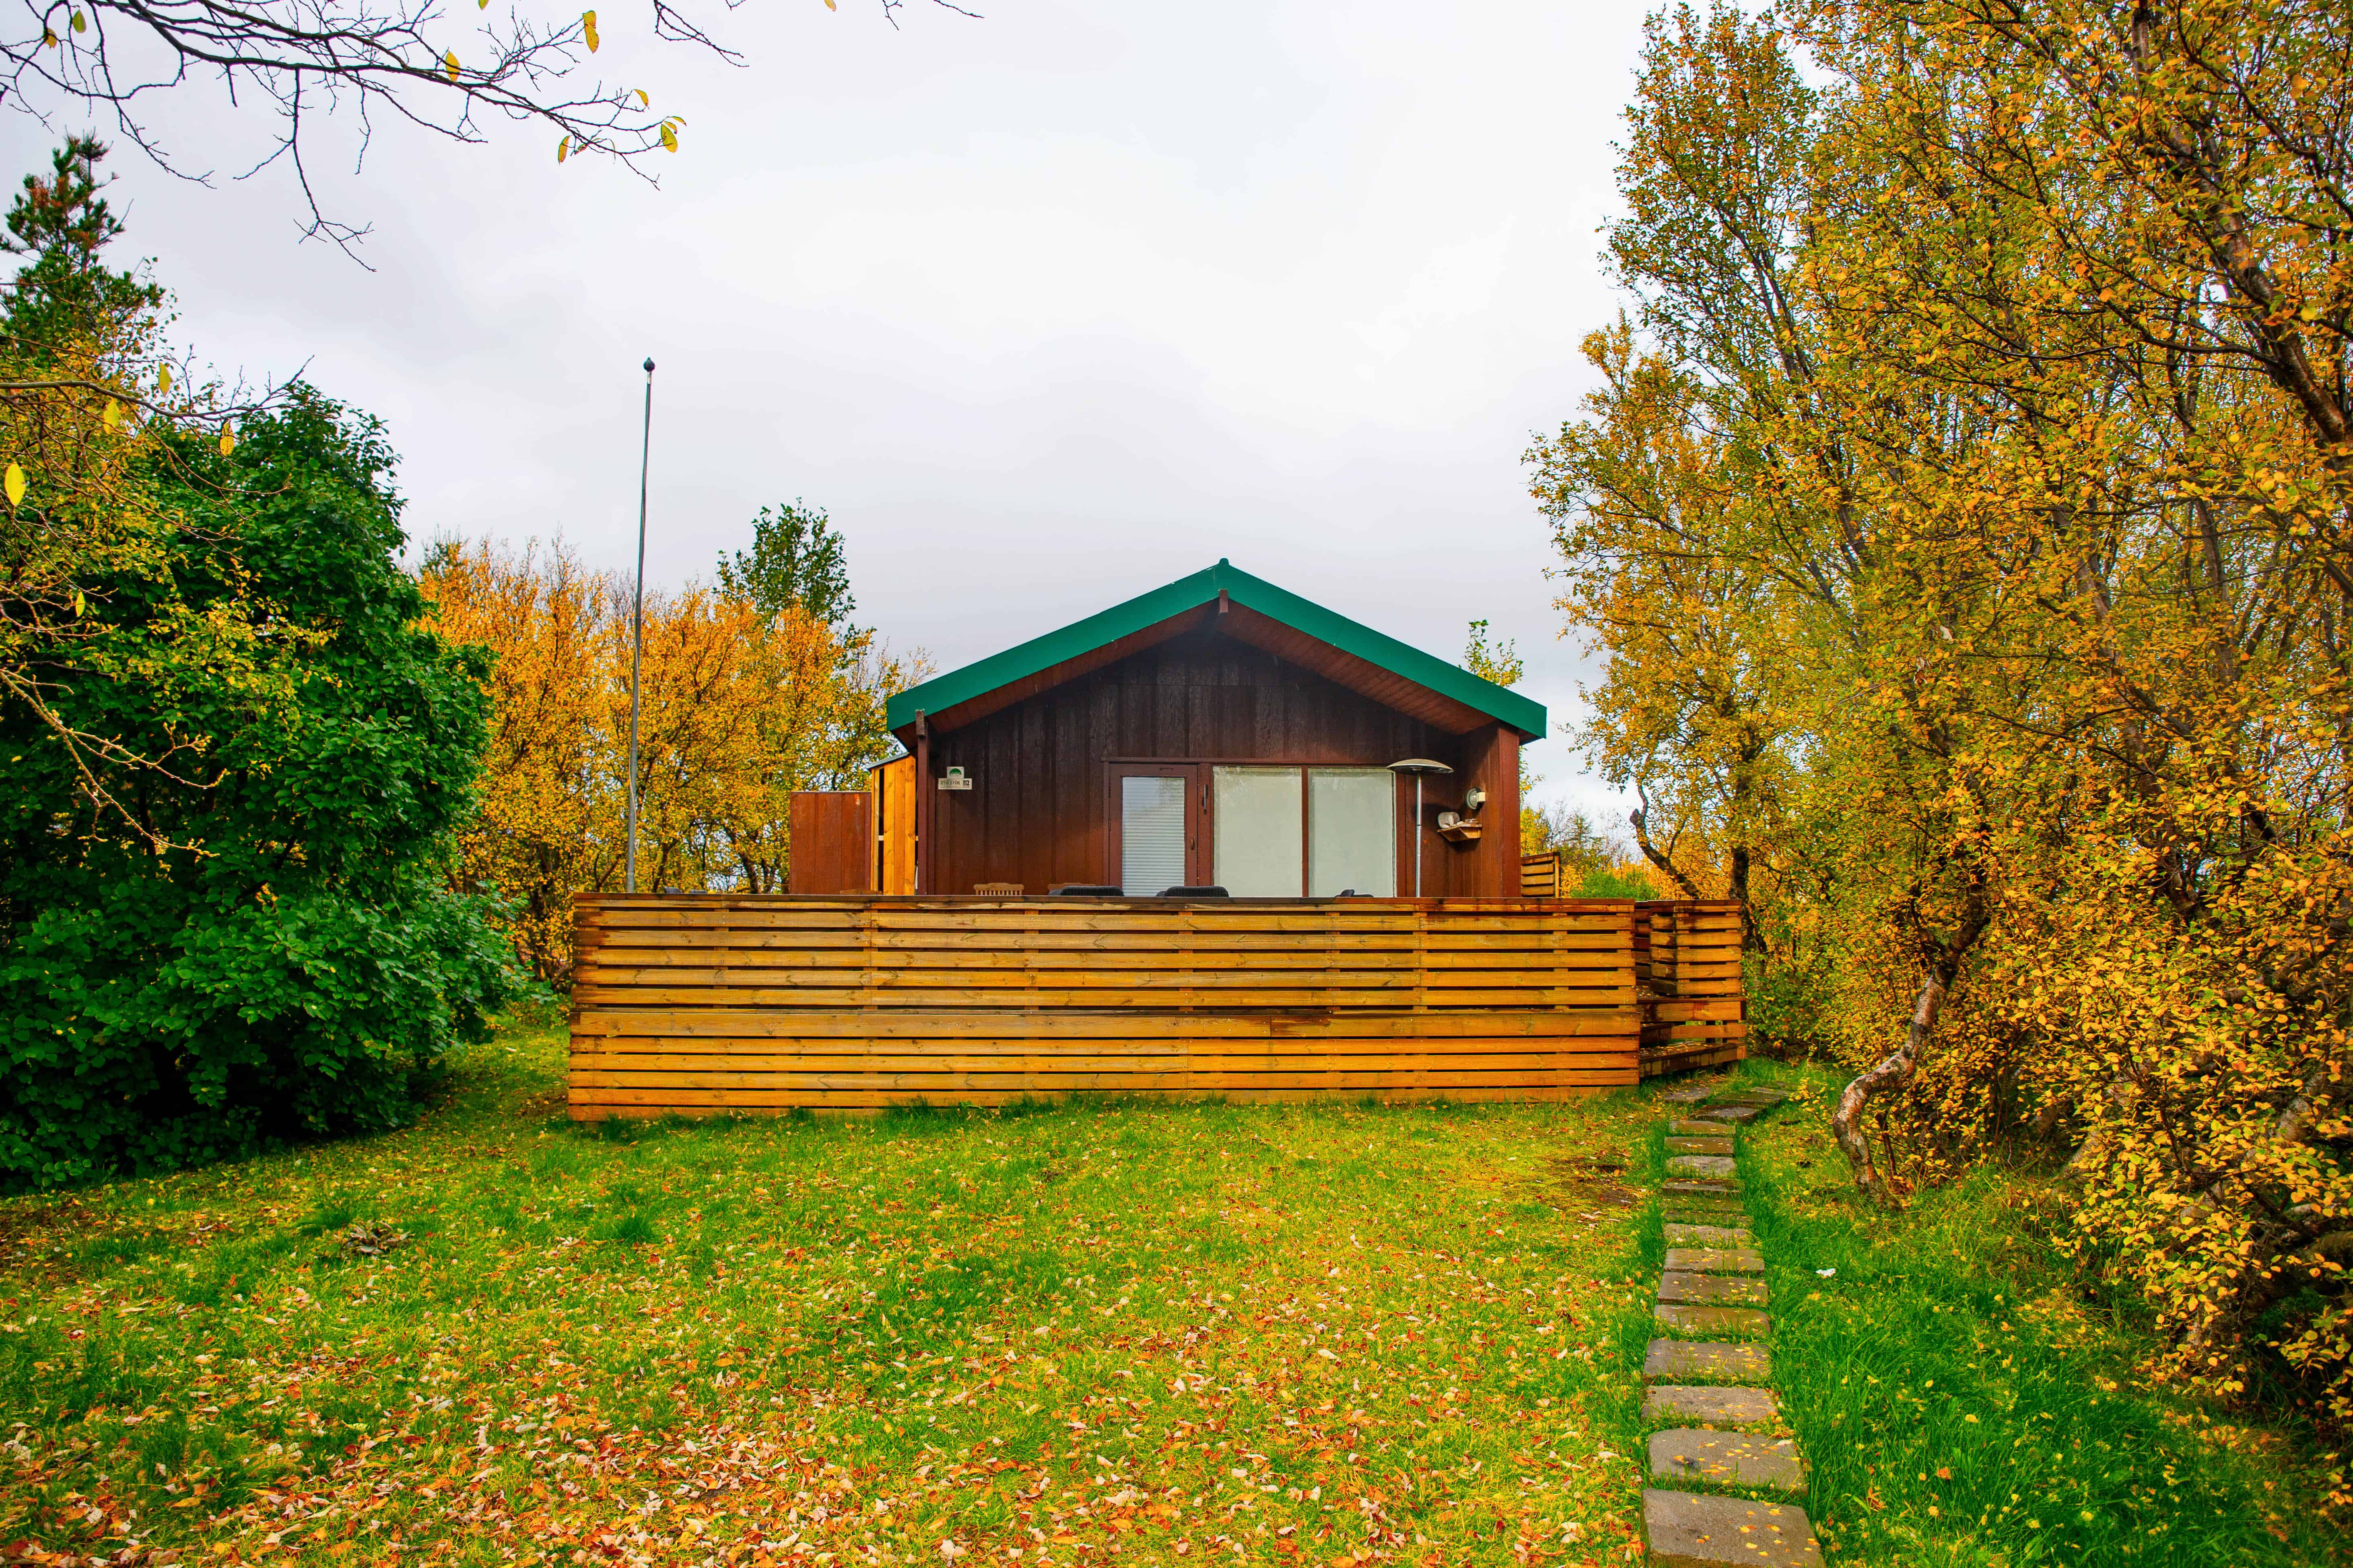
[{"left": 626, "top": 357, "right": 655, "bottom": 893}]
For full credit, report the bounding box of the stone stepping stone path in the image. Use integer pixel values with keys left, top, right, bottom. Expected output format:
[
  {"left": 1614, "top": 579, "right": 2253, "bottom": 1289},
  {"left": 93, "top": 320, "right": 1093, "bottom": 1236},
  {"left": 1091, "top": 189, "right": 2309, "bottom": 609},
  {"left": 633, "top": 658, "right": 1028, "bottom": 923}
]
[
  {"left": 1663, "top": 1245, "right": 1766, "bottom": 1274},
  {"left": 1662, "top": 1192, "right": 1748, "bottom": 1213},
  {"left": 1658, "top": 1271, "right": 1767, "bottom": 1307},
  {"left": 1645, "top": 1493, "right": 1819, "bottom": 1568},
  {"left": 1662, "top": 1179, "right": 1741, "bottom": 1198},
  {"left": 1642, "top": 1338, "right": 1770, "bottom": 1383},
  {"left": 1639, "top": 1082, "right": 1823, "bottom": 1567},
  {"left": 1648, "top": 1431, "right": 1807, "bottom": 1496},
  {"left": 1655, "top": 1303, "right": 1772, "bottom": 1337},
  {"left": 1665, "top": 1134, "right": 1735, "bottom": 1154},
  {"left": 1643, "top": 1384, "right": 1780, "bottom": 1426}
]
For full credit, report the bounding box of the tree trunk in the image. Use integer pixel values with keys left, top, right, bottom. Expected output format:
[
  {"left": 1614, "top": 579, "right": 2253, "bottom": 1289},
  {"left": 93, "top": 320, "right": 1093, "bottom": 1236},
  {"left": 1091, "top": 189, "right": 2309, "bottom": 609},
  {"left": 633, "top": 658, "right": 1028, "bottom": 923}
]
[
  {"left": 1832, "top": 891, "right": 1988, "bottom": 1207},
  {"left": 2026, "top": 1093, "right": 2072, "bottom": 1142},
  {"left": 1729, "top": 842, "right": 1759, "bottom": 953},
  {"left": 1629, "top": 806, "right": 1703, "bottom": 899}
]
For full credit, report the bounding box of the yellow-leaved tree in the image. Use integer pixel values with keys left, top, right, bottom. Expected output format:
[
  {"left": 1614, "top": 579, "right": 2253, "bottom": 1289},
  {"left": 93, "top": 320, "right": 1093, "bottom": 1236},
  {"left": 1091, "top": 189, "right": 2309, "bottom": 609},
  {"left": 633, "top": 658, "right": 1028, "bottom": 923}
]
[
  {"left": 420, "top": 529, "right": 923, "bottom": 986},
  {"left": 1543, "top": 0, "right": 2353, "bottom": 1465}
]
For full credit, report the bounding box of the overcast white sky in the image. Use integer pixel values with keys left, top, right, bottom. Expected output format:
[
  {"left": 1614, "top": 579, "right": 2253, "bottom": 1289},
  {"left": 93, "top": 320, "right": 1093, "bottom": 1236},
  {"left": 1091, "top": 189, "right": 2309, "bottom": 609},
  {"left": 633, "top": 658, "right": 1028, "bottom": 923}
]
[{"left": 5, "top": 0, "right": 1647, "bottom": 821}]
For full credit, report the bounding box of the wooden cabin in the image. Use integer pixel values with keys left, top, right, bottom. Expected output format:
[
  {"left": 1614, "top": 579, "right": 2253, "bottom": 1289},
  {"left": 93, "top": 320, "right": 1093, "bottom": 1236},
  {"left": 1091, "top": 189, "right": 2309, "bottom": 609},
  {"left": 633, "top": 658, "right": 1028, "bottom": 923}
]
[
  {"left": 807, "top": 559, "right": 1547, "bottom": 898},
  {"left": 562, "top": 564, "right": 1747, "bottom": 1119}
]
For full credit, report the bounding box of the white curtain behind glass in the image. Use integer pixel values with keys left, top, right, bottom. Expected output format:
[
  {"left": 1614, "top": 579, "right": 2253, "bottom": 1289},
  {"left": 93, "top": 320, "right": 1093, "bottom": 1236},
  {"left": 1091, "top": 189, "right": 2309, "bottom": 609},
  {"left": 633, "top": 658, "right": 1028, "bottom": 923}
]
[
  {"left": 1119, "top": 776, "right": 1188, "bottom": 896},
  {"left": 1308, "top": 768, "right": 1397, "bottom": 896},
  {"left": 1213, "top": 767, "right": 1304, "bottom": 897}
]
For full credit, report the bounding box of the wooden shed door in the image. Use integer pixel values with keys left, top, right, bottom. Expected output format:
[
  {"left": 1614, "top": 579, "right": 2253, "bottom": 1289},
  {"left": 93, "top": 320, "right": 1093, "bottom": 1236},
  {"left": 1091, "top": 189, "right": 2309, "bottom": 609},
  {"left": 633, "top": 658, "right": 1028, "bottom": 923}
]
[{"left": 787, "top": 790, "right": 877, "bottom": 894}]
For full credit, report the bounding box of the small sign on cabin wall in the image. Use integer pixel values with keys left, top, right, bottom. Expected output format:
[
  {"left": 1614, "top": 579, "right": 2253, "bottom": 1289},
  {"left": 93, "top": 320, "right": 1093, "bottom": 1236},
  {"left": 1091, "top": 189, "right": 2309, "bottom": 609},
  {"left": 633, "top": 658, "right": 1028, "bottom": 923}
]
[{"left": 937, "top": 766, "right": 973, "bottom": 792}]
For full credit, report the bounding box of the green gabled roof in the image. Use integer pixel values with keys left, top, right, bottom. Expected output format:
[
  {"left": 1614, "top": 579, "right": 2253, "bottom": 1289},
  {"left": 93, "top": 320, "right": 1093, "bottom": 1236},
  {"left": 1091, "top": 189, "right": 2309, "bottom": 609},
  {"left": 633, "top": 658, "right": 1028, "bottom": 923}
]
[{"left": 885, "top": 560, "right": 1546, "bottom": 740}]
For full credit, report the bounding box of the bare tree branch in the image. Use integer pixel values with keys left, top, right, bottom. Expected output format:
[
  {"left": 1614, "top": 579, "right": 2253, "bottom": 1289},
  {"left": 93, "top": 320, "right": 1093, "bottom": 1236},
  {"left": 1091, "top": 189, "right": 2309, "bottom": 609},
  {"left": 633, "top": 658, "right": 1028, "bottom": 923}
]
[{"left": 0, "top": 0, "right": 978, "bottom": 254}]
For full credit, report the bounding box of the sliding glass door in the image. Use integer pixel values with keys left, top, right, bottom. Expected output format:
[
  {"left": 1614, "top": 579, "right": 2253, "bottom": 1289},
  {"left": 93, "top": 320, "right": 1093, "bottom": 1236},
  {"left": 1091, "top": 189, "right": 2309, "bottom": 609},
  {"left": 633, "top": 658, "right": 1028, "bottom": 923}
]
[
  {"left": 1307, "top": 767, "right": 1396, "bottom": 896},
  {"left": 1105, "top": 762, "right": 1404, "bottom": 897},
  {"left": 1212, "top": 768, "right": 1305, "bottom": 896},
  {"left": 1208, "top": 765, "right": 1398, "bottom": 897}
]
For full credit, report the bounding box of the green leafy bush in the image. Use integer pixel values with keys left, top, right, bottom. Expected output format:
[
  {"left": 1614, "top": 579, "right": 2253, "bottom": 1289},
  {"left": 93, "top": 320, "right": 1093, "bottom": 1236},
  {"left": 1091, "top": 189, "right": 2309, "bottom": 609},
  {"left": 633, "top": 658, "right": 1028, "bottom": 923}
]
[
  {"left": 1572, "top": 863, "right": 1658, "bottom": 899},
  {"left": 0, "top": 389, "right": 515, "bottom": 1189}
]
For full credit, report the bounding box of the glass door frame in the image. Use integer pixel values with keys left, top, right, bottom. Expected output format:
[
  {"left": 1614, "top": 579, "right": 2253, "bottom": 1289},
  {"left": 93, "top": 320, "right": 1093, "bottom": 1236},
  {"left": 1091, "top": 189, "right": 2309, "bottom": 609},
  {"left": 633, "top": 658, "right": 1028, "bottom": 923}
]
[{"left": 1104, "top": 762, "right": 1207, "bottom": 892}]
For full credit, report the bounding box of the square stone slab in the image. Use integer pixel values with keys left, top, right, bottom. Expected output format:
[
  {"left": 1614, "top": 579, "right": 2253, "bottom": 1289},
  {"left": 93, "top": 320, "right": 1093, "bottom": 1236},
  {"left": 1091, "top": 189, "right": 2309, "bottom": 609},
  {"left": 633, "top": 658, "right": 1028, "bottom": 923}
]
[
  {"left": 1642, "top": 1489, "right": 1821, "bottom": 1568},
  {"left": 1664, "top": 1246, "right": 1765, "bottom": 1274},
  {"left": 1648, "top": 1431, "right": 1808, "bottom": 1496},
  {"left": 1669, "top": 1118, "right": 1730, "bottom": 1136},
  {"left": 1655, "top": 1303, "right": 1770, "bottom": 1338},
  {"left": 1667, "top": 1155, "right": 1739, "bottom": 1179},
  {"left": 1643, "top": 1339, "right": 1770, "bottom": 1383},
  {"left": 1697, "top": 1104, "right": 1763, "bottom": 1123},
  {"left": 1663, "top": 1214, "right": 1749, "bottom": 1233},
  {"left": 1665, "top": 1222, "right": 1752, "bottom": 1247},
  {"left": 1659, "top": 1084, "right": 1716, "bottom": 1103},
  {"left": 1662, "top": 1197, "right": 1748, "bottom": 1219},
  {"left": 1666, "top": 1137, "right": 1735, "bottom": 1156},
  {"left": 1658, "top": 1270, "right": 1767, "bottom": 1307},
  {"left": 1643, "top": 1384, "right": 1782, "bottom": 1428},
  {"left": 1663, "top": 1179, "right": 1741, "bottom": 1197}
]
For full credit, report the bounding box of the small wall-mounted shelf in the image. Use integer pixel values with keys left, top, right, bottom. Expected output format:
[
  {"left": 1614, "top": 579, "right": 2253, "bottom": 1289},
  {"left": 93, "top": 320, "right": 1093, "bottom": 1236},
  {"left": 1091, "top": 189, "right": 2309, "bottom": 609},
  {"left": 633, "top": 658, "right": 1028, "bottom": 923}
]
[{"left": 1436, "top": 813, "right": 1484, "bottom": 844}]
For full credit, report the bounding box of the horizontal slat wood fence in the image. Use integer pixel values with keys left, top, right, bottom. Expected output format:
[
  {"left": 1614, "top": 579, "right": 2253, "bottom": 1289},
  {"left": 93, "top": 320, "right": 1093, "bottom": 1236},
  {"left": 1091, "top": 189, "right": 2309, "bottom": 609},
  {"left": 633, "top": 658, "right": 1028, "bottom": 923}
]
[
  {"left": 569, "top": 896, "right": 1642, "bottom": 1117},
  {"left": 1636, "top": 899, "right": 1747, "bottom": 1076}
]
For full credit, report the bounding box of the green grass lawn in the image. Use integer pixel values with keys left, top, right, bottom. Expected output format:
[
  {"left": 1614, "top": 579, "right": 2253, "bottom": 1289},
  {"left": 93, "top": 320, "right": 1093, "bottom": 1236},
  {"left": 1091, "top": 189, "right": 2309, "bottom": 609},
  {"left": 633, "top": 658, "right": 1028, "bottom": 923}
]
[
  {"left": 0, "top": 1025, "right": 1667, "bottom": 1566},
  {"left": 1731, "top": 1068, "right": 2347, "bottom": 1568},
  {"left": 5, "top": 1032, "right": 2343, "bottom": 1567}
]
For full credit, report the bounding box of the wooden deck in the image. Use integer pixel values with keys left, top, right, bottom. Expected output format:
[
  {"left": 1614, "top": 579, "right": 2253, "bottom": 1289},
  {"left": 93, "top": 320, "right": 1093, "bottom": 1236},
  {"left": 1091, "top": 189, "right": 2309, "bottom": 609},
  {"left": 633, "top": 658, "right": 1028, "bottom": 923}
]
[{"left": 567, "top": 896, "right": 1650, "bottom": 1117}]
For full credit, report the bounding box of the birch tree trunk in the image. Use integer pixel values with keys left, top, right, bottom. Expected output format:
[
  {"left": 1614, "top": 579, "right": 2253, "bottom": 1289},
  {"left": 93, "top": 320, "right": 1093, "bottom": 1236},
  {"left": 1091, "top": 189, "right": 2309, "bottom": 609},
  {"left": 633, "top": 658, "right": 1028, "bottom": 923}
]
[{"left": 1832, "top": 888, "right": 1989, "bottom": 1208}]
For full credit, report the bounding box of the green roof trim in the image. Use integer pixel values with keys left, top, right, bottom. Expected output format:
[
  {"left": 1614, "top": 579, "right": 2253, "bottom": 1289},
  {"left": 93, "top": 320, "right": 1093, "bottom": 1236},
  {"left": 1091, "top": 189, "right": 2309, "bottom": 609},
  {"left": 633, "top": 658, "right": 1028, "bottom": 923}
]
[{"left": 886, "top": 560, "right": 1546, "bottom": 740}]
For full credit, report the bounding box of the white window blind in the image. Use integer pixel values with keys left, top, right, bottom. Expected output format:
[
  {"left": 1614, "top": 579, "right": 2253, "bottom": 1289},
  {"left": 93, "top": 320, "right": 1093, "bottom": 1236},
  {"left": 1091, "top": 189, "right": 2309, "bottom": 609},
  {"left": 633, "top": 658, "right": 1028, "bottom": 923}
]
[
  {"left": 1308, "top": 767, "right": 1397, "bottom": 896},
  {"left": 1119, "top": 775, "right": 1189, "bottom": 896},
  {"left": 1213, "top": 767, "right": 1305, "bottom": 897}
]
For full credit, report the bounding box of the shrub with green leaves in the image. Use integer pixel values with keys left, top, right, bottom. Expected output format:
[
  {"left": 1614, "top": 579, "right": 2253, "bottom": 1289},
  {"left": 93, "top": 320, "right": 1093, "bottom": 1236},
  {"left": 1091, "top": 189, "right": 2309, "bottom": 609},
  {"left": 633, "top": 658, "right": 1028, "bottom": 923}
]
[
  {"left": 0, "top": 388, "right": 517, "bottom": 1189},
  {"left": 0, "top": 142, "right": 513, "bottom": 1189}
]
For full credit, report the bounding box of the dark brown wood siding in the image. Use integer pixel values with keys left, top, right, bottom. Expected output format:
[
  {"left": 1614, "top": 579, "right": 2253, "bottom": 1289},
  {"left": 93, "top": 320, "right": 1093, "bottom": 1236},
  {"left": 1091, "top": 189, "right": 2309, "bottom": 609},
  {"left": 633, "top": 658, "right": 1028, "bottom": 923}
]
[
  {"left": 921, "top": 621, "right": 1525, "bottom": 896},
  {"left": 786, "top": 792, "right": 875, "bottom": 894}
]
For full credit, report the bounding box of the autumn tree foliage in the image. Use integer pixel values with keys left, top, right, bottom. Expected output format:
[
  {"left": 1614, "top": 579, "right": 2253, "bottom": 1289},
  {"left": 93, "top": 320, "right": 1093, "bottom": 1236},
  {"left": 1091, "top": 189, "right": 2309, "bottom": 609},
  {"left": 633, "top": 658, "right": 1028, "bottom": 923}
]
[
  {"left": 421, "top": 530, "right": 919, "bottom": 986},
  {"left": 1538, "top": 0, "right": 2353, "bottom": 1458}
]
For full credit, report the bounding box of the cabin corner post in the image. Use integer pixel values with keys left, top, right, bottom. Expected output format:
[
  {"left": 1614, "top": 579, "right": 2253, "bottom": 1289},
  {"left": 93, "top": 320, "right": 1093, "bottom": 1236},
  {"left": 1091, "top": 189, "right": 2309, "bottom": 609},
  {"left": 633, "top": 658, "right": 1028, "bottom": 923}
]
[
  {"left": 1494, "top": 727, "right": 1521, "bottom": 897},
  {"left": 1450, "top": 721, "right": 1520, "bottom": 897},
  {"left": 914, "top": 710, "right": 931, "bottom": 895}
]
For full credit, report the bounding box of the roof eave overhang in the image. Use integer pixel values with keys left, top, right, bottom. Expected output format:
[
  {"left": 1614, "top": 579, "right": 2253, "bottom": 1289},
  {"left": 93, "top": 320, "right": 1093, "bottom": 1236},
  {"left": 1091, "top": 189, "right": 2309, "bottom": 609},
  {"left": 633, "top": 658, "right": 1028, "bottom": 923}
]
[{"left": 886, "top": 561, "right": 1545, "bottom": 747}]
